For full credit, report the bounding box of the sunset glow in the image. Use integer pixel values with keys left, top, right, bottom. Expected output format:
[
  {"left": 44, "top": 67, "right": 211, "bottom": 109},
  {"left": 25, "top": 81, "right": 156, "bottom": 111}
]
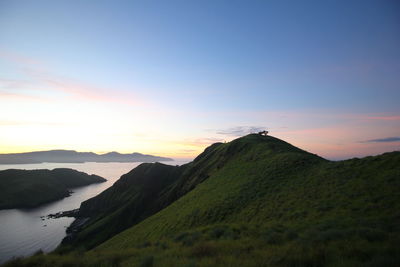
[{"left": 0, "top": 1, "right": 399, "bottom": 160}]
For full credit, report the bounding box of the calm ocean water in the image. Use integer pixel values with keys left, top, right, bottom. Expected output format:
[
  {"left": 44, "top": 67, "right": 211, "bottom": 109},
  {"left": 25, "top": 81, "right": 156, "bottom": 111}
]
[{"left": 0, "top": 160, "right": 190, "bottom": 264}]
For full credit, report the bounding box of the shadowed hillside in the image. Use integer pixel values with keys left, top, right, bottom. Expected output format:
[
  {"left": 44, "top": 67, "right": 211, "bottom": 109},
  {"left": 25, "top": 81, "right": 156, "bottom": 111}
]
[
  {"left": 0, "top": 168, "right": 106, "bottom": 209},
  {"left": 4, "top": 134, "right": 400, "bottom": 266}
]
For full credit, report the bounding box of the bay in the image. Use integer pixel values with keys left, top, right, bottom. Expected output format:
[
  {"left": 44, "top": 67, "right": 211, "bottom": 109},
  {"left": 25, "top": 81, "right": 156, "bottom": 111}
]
[{"left": 0, "top": 160, "right": 190, "bottom": 264}]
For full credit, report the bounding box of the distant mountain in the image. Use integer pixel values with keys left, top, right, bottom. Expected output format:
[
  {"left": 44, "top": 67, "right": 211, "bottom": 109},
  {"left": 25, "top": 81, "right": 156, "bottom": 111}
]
[
  {"left": 0, "top": 168, "right": 106, "bottom": 209},
  {"left": 0, "top": 150, "right": 173, "bottom": 164}
]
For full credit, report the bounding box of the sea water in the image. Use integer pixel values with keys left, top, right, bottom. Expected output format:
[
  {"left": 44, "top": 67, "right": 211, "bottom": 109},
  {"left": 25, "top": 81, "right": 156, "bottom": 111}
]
[{"left": 0, "top": 160, "right": 190, "bottom": 264}]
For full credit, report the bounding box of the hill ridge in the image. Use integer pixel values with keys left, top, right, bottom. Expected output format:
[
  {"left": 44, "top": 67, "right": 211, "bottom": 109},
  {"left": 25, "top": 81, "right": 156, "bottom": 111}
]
[
  {"left": 10, "top": 134, "right": 399, "bottom": 266},
  {"left": 0, "top": 150, "right": 173, "bottom": 164},
  {"left": 62, "top": 134, "right": 325, "bottom": 249}
]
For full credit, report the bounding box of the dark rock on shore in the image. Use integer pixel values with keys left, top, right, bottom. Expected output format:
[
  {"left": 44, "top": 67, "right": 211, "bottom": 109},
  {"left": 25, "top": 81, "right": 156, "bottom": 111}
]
[{"left": 47, "top": 209, "right": 80, "bottom": 219}]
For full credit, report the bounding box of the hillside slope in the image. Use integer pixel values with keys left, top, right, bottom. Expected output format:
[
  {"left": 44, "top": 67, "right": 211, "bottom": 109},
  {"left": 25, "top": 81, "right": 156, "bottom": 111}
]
[
  {"left": 62, "top": 134, "right": 320, "bottom": 250},
  {"left": 63, "top": 162, "right": 185, "bottom": 249},
  {"left": 5, "top": 134, "right": 400, "bottom": 267},
  {"left": 97, "top": 135, "right": 400, "bottom": 266},
  {"left": 0, "top": 168, "right": 106, "bottom": 209}
]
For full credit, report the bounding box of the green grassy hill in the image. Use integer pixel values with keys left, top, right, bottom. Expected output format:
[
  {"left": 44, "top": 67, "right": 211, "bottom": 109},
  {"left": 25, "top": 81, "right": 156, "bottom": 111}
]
[
  {"left": 0, "top": 168, "right": 106, "bottom": 209},
  {"left": 62, "top": 134, "right": 317, "bottom": 250},
  {"left": 4, "top": 134, "right": 400, "bottom": 266}
]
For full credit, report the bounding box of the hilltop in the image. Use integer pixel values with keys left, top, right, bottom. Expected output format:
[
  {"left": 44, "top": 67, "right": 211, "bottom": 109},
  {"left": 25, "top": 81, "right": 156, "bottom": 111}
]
[
  {"left": 0, "top": 150, "right": 173, "bottom": 164},
  {"left": 0, "top": 168, "right": 106, "bottom": 209},
  {"left": 61, "top": 134, "right": 323, "bottom": 250},
  {"left": 4, "top": 134, "right": 400, "bottom": 266}
]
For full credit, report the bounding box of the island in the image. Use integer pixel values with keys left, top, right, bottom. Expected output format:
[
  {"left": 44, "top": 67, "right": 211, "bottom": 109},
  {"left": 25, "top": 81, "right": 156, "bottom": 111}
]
[
  {"left": 0, "top": 168, "right": 106, "bottom": 209},
  {"left": 0, "top": 150, "right": 173, "bottom": 164}
]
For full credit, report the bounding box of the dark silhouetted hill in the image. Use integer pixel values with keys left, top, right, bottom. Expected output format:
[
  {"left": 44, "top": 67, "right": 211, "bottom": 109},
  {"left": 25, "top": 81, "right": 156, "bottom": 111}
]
[{"left": 0, "top": 168, "right": 106, "bottom": 209}]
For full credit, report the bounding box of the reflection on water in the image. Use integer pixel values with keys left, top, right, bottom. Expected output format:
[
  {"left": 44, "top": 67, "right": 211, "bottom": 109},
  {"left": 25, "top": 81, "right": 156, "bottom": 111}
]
[{"left": 0, "top": 160, "right": 190, "bottom": 264}]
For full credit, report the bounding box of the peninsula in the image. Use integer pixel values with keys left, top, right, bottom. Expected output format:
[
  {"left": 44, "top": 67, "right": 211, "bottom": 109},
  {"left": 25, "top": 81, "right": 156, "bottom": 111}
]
[{"left": 0, "top": 168, "right": 106, "bottom": 209}]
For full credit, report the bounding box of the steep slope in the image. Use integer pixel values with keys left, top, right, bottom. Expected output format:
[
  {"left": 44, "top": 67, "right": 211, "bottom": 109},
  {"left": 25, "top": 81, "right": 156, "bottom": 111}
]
[
  {"left": 101, "top": 150, "right": 398, "bottom": 247},
  {"left": 62, "top": 134, "right": 323, "bottom": 250},
  {"left": 63, "top": 163, "right": 185, "bottom": 249},
  {"left": 95, "top": 135, "right": 398, "bottom": 266},
  {"left": 6, "top": 134, "right": 399, "bottom": 267},
  {"left": 0, "top": 168, "right": 106, "bottom": 209},
  {"left": 98, "top": 134, "right": 328, "bottom": 246},
  {"left": 62, "top": 141, "right": 228, "bottom": 249}
]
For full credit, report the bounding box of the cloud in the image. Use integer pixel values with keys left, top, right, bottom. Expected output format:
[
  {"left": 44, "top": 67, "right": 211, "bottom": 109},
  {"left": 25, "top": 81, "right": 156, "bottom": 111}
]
[
  {"left": 0, "top": 50, "right": 148, "bottom": 107},
  {"left": 0, "top": 50, "right": 42, "bottom": 66},
  {"left": 179, "top": 149, "right": 197, "bottom": 153},
  {"left": 216, "top": 126, "right": 266, "bottom": 136},
  {"left": 185, "top": 137, "right": 225, "bottom": 146},
  {"left": 0, "top": 120, "right": 67, "bottom": 127},
  {"left": 0, "top": 90, "right": 49, "bottom": 102},
  {"left": 361, "top": 137, "right": 400, "bottom": 143},
  {"left": 0, "top": 78, "right": 34, "bottom": 90},
  {"left": 22, "top": 68, "right": 147, "bottom": 106},
  {"left": 365, "top": 116, "right": 400, "bottom": 121}
]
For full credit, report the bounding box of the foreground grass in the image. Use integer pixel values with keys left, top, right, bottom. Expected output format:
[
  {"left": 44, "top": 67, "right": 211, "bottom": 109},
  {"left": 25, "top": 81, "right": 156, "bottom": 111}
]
[{"left": 5, "top": 222, "right": 400, "bottom": 266}]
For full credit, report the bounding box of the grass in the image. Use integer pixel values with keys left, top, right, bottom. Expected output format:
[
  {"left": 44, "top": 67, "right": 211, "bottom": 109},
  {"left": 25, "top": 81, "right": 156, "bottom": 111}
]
[
  {"left": 5, "top": 223, "right": 399, "bottom": 266},
  {"left": 4, "top": 134, "right": 399, "bottom": 266}
]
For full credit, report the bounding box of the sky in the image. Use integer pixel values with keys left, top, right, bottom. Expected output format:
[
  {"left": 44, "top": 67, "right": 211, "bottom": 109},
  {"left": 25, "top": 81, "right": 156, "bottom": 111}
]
[{"left": 0, "top": 0, "right": 399, "bottom": 160}]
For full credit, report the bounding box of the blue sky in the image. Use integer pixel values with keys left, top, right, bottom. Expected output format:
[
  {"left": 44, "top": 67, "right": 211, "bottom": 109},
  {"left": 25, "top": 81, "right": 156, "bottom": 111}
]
[{"left": 0, "top": 0, "right": 399, "bottom": 159}]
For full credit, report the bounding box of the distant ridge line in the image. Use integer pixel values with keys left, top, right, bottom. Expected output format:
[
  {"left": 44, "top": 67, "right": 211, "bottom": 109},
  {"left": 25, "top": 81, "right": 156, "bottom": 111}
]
[{"left": 0, "top": 150, "right": 173, "bottom": 164}]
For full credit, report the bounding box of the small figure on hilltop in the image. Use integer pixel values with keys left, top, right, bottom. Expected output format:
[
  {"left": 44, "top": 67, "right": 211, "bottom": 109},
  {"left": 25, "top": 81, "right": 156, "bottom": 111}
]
[{"left": 258, "top": 130, "right": 269, "bottom": 136}]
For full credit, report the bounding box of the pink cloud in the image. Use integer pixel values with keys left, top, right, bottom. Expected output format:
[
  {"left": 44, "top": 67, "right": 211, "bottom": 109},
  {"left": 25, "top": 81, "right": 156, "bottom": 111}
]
[
  {"left": 0, "top": 78, "right": 34, "bottom": 90},
  {"left": 279, "top": 127, "right": 348, "bottom": 138},
  {"left": 1, "top": 69, "right": 146, "bottom": 107},
  {"left": 181, "top": 137, "right": 225, "bottom": 147},
  {"left": 21, "top": 68, "right": 148, "bottom": 106},
  {"left": 0, "top": 50, "right": 42, "bottom": 66},
  {"left": 271, "top": 118, "right": 399, "bottom": 160},
  {"left": 1, "top": 50, "right": 149, "bottom": 107},
  {"left": 0, "top": 90, "right": 49, "bottom": 102},
  {"left": 365, "top": 116, "right": 400, "bottom": 121}
]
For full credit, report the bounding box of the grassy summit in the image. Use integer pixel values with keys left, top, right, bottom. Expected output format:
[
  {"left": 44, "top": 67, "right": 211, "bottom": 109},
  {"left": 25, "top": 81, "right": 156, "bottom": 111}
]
[
  {"left": 62, "top": 134, "right": 318, "bottom": 250},
  {"left": 4, "top": 134, "right": 400, "bottom": 266},
  {"left": 0, "top": 168, "right": 106, "bottom": 209}
]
